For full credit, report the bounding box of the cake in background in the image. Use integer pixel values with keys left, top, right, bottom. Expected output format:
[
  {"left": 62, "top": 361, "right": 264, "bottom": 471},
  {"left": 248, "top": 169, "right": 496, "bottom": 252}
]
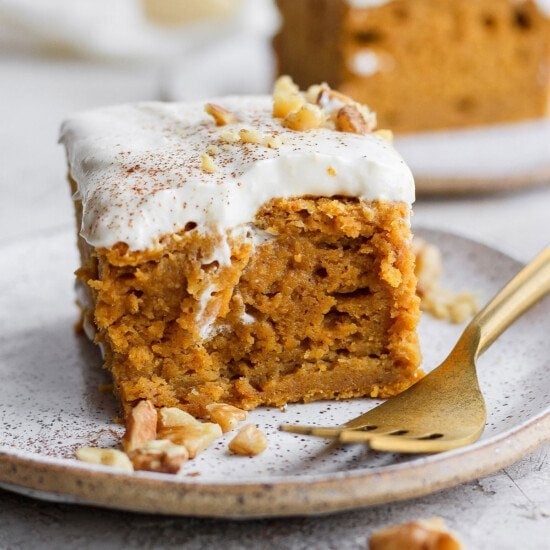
[{"left": 274, "top": 0, "right": 550, "bottom": 133}]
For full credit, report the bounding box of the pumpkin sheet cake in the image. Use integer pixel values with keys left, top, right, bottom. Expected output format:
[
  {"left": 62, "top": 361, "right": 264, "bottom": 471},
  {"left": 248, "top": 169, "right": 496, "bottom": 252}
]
[{"left": 60, "top": 78, "right": 422, "bottom": 417}]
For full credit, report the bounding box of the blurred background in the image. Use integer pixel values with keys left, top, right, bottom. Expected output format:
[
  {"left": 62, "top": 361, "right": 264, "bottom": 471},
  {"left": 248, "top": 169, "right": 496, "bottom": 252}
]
[{"left": 0, "top": 0, "right": 548, "bottom": 260}]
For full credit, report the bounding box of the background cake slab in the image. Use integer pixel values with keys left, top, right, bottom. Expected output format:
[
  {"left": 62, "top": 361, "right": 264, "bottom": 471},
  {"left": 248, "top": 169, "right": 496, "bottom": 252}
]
[{"left": 1, "top": 226, "right": 548, "bottom": 518}]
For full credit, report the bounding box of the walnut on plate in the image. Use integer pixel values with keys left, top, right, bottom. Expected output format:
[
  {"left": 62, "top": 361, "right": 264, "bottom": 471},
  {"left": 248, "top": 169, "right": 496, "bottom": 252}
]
[
  {"left": 128, "top": 439, "right": 189, "bottom": 474},
  {"left": 228, "top": 424, "right": 268, "bottom": 456},
  {"left": 206, "top": 403, "right": 247, "bottom": 433},
  {"left": 76, "top": 447, "right": 133, "bottom": 472},
  {"left": 122, "top": 399, "right": 157, "bottom": 452}
]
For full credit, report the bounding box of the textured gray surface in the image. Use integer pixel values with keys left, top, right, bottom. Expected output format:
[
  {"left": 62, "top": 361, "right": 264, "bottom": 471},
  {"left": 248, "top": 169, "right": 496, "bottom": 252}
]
[
  {"left": 0, "top": 445, "right": 549, "bottom": 549},
  {"left": 1, "top": 55, "right": 549, "bottom": 549}
]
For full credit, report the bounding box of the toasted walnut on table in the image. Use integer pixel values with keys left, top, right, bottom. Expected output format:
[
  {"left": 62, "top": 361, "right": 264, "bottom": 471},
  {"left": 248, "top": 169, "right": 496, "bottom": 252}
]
[{"left": 369, "top": 517, "right": 462, "bottom": 550}]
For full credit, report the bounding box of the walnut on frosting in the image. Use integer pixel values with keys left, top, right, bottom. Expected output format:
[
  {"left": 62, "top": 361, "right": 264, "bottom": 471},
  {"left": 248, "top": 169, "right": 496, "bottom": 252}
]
[
  {"left": 273, "top": 76, "right": 377, "bottom": 135},
  {"left": 201, "top": 152, "right": 217, "bottom": 174},
  {"left": 205, "top": 103, "right": 238, "bottom": 126}
]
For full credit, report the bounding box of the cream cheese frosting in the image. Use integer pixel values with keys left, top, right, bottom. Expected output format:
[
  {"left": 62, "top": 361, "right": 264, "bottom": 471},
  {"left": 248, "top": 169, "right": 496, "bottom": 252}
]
[{"left": 60, "top": 96, "right": 414, "bottom": 253}]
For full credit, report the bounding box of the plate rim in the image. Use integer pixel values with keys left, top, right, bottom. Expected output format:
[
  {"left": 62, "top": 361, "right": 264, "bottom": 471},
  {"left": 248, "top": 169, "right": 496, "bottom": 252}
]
[{"left": 1, "top": 227, "right": 549, "bottom": 518}]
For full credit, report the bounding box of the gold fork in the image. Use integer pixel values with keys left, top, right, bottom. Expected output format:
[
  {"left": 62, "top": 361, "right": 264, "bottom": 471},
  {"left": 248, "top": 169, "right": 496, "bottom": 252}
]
[{"left": 280, "top": 246, "right": 550, "bottom": 453}]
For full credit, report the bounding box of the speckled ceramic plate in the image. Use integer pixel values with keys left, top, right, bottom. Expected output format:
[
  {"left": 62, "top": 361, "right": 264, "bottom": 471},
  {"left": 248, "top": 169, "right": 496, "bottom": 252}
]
[{"left": 0, "top": 227, "right": 548, "bottom": 518}]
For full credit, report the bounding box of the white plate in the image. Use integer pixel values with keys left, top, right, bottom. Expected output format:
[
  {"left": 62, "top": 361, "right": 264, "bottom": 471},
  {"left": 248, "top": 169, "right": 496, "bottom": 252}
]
[{"left": 0, "top": 227, "right": 548, "bottom": 518}]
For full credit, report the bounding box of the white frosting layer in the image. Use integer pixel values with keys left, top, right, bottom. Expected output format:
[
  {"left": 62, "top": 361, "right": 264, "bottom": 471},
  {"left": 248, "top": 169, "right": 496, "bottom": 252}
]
[{"left": 60, "top": 96, "right": 414, "bottom": 252}]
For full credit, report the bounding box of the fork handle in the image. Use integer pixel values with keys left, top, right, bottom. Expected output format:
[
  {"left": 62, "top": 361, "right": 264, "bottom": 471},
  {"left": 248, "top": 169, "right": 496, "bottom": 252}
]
[{"left": 469, "top": 246, "right": 550, "bottom": 357}]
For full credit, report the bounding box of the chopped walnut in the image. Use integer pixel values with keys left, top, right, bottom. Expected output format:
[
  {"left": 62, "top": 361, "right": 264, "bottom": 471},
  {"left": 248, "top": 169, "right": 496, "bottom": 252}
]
[
  {"left": 122, "top": 400, "right": 157, "bottom": 453},
  {"left": 201, "top": 152, "right": 217, "bottom": 174},
  {"left": 228, "top": 424, "right": 268, "bottom": 456},
  {"left": 374, "top": 129, "right": 394, "bottom": 142},
  {"left": 205, "top": 103, "right": 238, "bottom": 126},
  {"left": 206, "top": 144, "right": 220, "bottom": 156},
  {"left": 336, "top": 105, "right": 373, "bottom": 134},
  {"left": 159, "top": 422, "right": 222, "bottom": 459},
  {"left": 219, "top": 129, "right": 240, "bottom": 144},
  {"left": 239, "top": 128, "right": 263, "bottom": 145},
  {"left": 327, "top": 166, "right": 337, "bottom": 177},
  {"left": 316, "top": 86, "right": 352, "bottom": 111},
  {"left": 283, "top": 104, "right": 326, "bottom": 131},
  {"left": 369, "top": 518, "right": 462, "bottom": 550},
  {"left": 128, "top": 439, "right": 189, "bottom": 474},
  {"left": 273, "top": 75, "right": 305, "bottom": 118},
  {"left": 264, "top": 134, "right": 285, "bottom": 149},
  {"left": 158, "top": 407, "right": 198, "bottom": 429},
  {"left": 206, "top": 403, "right": 247, "bottom": 433},
  {"left": 76, "top": 447, "right": 134, "bottom": 472}
]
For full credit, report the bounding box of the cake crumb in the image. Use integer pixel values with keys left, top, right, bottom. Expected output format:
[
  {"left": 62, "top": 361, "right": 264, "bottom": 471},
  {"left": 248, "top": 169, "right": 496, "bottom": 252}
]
[
  {"left": 413, "top": 238, "right": 478, "bottom": 324},
  {"left": 327, "top": 166, "right": 337, "bottom": 177},
  {"left": 369, "top": 517, "right": 462, "bottom": 550}
]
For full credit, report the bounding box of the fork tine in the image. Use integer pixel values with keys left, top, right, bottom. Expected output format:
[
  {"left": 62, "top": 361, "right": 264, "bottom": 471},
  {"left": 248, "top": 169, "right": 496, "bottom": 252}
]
[{"left": 279, "top": 425, "right": 345, "bottom": 437}]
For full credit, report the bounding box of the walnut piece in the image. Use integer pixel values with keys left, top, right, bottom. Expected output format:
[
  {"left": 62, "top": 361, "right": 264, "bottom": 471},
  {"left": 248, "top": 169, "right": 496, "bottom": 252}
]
[
  {"left": 273, "top": 75, "right": 305, "bottom": 118},
  {"left": 228, "top": 424, "right": 268, "bottom": 456},
  {"left": 205, "top": 103, "right": 237, "bottom": 126},
  {"left": 128, "top": 439, "right": 189, "bottom": 474},
  {"left": 122, "top": 400, "right": 157, "bottom": 452},
  {"left": 76, "top": 447, "right": 134, "bottom": 472},
  {"left": 369, "top": 517, "right": 462, "bottom": 550},
  {"left": 336, "top": 105, "right": 372, "bottom": 134},
  {"left": 239, "top": 128, "right": 263, "bottom": 145},
  {"left": 219, "top": 129, "right": 240, "bottom": 144},
  {"left": 159, "top": 422, "right": 222, "bottom": 459},
  {"left": 201, "top": 153, "right": 217, "bottom": 174},
  {"left": 374, "top": 129, "right": 394, "bottom": 142},
  {"left": 158, "top": 407, "right": 198, "bottom": 429},
  {"left": 283, "top": 104, "right": 325, "bottom": 131},
  {"left": 206, "top": 403, "right": 247, "bottom": 433}
]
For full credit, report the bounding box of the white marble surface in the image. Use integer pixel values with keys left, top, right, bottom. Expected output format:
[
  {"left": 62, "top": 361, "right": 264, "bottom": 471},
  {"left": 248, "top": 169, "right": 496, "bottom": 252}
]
[{"left": 0, "top": 54, "right": 549, "bottom": 549}]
